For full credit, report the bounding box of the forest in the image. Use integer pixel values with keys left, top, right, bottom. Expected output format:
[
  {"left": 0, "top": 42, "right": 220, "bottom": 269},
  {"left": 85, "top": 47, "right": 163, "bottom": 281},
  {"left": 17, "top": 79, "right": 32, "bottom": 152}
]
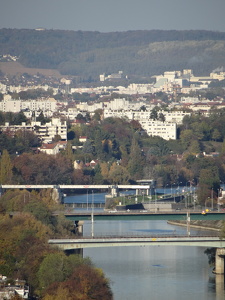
[{"left": 1, "top": 29, "right": 225, "bottom": 81}]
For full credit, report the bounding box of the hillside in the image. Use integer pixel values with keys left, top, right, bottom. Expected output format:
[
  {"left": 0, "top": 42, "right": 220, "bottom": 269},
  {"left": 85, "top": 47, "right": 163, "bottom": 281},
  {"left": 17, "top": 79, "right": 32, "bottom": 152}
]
[
  {"left": 1, "top": 28, "right": 225, "bottom": 81},
  {"left": 0, "top": 61, "right": 62, "bottom": 77}
]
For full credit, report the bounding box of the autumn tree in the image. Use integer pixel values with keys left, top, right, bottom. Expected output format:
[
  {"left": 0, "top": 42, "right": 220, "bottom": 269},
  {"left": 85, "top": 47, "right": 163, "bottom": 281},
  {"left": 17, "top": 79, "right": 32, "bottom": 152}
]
[
  {"left": 13, "top": 152, "right": 73, "bottom": 184},
  {"left": 0, "top": 213, "right": 52, "bottom": 278},
  {"left": 43, "top": 265, "right": 113, "bottom": 300},
  {"left": 108, "top": 162, "right": 130, "bottom": 184}
]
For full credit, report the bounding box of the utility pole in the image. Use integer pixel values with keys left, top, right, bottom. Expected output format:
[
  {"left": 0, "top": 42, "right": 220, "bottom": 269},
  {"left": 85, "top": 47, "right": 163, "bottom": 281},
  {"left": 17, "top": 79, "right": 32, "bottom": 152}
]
[
  {"left": 187, "top": 211, "right": 190, "bottom": 237},
  {"left": 91, "top": 190, "right": 94, "bottom": 237},
  {"left": 211, "top": 188, "right": 214, "bottom": 210}
]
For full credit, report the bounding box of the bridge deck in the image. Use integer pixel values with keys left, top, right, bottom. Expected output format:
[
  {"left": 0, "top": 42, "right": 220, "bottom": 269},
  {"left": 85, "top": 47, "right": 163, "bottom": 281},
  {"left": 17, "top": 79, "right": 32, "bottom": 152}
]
[
  {"left": 63, "top": 211, "right": 225, "bottom": 221},
  {"left": 1, "top": 184, "right": 150, "bottom": 189},
  {"left": 48, "top": 235, "right": 225, "bottom": 250}
]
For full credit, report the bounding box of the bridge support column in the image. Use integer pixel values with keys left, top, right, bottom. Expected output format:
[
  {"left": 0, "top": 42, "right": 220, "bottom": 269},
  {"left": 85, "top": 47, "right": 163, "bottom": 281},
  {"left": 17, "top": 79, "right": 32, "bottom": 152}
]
[
  {"left": 215, "top": 275, "right": 225, "bottom": 298},
  {"left": 75, "top": 221, "right": 84, "bottom": 236},
  {"left": 214, "top": 248, "right": 225, "bottom": 274},
  {"left": 111, "top": 185, "right": 119, "bottom": 197},
  {"left": 52, "top": 187, "right": 63, "bottom": 203}
]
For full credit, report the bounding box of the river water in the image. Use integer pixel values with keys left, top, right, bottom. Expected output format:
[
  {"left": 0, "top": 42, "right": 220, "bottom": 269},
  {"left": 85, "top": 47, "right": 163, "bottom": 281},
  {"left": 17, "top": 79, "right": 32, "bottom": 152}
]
[{"left": 65, "top": 192, "right": 225, "bottom": 300}]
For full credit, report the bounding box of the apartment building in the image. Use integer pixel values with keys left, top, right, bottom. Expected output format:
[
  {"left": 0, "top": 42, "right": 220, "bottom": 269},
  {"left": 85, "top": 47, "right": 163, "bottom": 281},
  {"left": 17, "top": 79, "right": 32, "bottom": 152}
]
[
  {"left": 0, "top": 96, "right": 57, "bottom": 116},
  {"left": 140, "top": 120, "right": 177, "bottom": 140},
  {"left": 0, "top": 118, "right": 67, "bottom": 143}
]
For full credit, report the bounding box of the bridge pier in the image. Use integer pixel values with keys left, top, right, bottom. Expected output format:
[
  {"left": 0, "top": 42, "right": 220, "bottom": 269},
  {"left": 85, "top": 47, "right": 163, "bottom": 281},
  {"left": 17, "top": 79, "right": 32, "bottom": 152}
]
[
  {"left": 111, "top": 185, "right": 119, "bottom": 197},
  {"left": 214, "top": 248, "right": 225, "bottom": 274},
  {"left": 52, "top": 187, "right": 63, "bottom": 203},
  {"left": 74, "top": 221, "right": 84, "bottom": 236}
]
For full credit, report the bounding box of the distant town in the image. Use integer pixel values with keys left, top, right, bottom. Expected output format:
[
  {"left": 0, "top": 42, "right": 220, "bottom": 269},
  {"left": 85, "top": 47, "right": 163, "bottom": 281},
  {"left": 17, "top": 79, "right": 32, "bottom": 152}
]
[{"left": 0, "top": 65, "right": 225, "bottom": 147}]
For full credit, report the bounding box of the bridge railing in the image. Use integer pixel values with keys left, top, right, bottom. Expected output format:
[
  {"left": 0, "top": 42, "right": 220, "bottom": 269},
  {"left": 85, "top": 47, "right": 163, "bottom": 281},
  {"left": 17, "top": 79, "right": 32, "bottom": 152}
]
[{"left": 66, "top": 232, "right": 220, "bottom": 239}]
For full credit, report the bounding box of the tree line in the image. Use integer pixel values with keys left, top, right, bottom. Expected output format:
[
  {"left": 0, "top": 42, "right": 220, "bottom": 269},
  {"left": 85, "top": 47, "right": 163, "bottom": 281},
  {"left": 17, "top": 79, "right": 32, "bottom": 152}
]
[{"left": 1, "top": 29, "right": 225, "bottom": 81}]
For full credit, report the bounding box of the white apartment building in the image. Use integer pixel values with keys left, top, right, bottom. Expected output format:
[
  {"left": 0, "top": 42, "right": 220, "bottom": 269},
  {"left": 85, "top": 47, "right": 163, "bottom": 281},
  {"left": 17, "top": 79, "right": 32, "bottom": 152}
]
[
  {"left": 0, "top": 118, "right": 67, "bottom": 143},
  {"left": 140, "top": 120, "right": 177, "bottom": 140},
  {"left": 162, "top": 111, "right": 191, "bottom": 124},
  {"left": 210, "top": 71, "right": 225, "bottom": 81},
  {"left": 0, "top": 96, "right": 57, "bottom": 115}
]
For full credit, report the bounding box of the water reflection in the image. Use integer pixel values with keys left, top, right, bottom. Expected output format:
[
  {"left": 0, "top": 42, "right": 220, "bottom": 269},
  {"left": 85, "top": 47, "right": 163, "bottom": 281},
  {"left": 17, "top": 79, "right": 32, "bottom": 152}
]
[{"left": 82, "top": 220, "right": 224, "bottom": 300}]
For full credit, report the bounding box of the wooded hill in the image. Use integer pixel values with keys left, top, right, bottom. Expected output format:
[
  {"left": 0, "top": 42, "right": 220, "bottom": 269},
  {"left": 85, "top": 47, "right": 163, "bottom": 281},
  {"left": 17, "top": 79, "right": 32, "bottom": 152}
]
[{"left": 1, "top": 28, "right": 225, "bottom": 81}]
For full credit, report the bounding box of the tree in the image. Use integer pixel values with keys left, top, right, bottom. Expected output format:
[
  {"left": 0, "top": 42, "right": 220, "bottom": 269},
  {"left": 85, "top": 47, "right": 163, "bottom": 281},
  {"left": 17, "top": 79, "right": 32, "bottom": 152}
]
[
  {"left": 62, "top": 141, "right": 74, "bottom": 162},
  {"left": 189, "top": 140, "right": 201, "bottom": 154},
  {"left": 38, "top": 252, "right": 92, "bottom": 292},
  {"left": 38, "top": 252, "right": 73, "bottom": 290},
  {"left": 82, "top": 140, "right": 94, "bottom": 155},
  {"left": 100, "top": 162, "right": 109, "bottom": 181},
  {"left": 93, "top": 164, "right": 104, "bottom": 184},
  {"left": 150, "top": 107, "right": 158, "bottom": 120},
  {"left": 24, "top": 199, "right": 52, "bottom": 225},
  {"left": 158, "top": 112, "right": 165, "bottom": 122},
  {"left": 197, "top": 167, "right": 220, "bottom": 205},
  {"left": 180, "top": 129, "right": 194, "bottom": 149},
  {"left": 127, "top": 138, "right": 145, "bottom": 180},
  {"left": 12, "top": 111, "right": 27, "bottom": 125},
  {"left": 92, "top": 109, "right": 103, "bottom": 121},
  {"left": 108, "top": 162, "right": 130, "bottom": 184},
  {"left": 36, "top": 111, "right": 50, "bottom": 125},
  {"left": 212, "top": 128, "right": 222, "bottom": 141},
  {"left": 43, "top": 265, "right": 113, "bottom": 300},
  {"left": 221, "top": 139, "right": 225, "bottom": 155},
  {"left": 13, "top": 153, "right": 73, "bottom": 185},
  {"left": 0, "top": 149, "right": 13, "bottom": 184}
]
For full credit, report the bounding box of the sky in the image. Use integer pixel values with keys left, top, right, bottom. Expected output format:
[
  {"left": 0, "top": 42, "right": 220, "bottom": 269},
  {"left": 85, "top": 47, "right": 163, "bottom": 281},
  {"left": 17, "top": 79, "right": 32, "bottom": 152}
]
[{"left": 1, "top": 0, "right": 225, "bottom": 33}]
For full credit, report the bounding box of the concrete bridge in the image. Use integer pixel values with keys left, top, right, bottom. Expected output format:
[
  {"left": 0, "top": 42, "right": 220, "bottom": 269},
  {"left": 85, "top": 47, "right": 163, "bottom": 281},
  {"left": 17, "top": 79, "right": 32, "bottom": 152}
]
[
  {"left": 48, "top": 235, "right": 225, "bottom": 274},
  {"left": 63, "top": 211, "right": 225, "bottom": 221},
  {"left": 0, "top": 184, "right": 152, "bottom": 202}
]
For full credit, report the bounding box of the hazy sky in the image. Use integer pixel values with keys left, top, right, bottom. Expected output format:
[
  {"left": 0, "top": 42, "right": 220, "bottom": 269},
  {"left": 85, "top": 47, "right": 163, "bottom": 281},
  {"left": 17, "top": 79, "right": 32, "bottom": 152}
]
[{"left": 1, "top": 0, "right": 225, "bottom": 33}]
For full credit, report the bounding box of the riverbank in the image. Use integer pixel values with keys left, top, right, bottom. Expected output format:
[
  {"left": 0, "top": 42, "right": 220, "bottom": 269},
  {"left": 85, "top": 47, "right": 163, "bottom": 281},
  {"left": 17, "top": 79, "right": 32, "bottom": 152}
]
[{"left": 167, "top": 220, "right": 224, "bottom": 232}]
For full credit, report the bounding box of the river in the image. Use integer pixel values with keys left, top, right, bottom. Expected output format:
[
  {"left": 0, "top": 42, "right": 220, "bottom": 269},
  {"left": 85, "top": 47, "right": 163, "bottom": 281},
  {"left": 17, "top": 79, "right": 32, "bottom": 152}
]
[{"left": 64, "top": 192, "right": 225, "bottom": 300}]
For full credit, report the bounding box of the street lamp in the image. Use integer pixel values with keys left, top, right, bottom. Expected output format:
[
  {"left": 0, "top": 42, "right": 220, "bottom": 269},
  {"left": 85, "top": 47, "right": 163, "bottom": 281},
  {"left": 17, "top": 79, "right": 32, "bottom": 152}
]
[
  {"left": 177, "top": 182, "right": 182, "bottom": 202},
  {"left": 171, "top": 183, "right": 175, "bottom": 202},
  {"left": 91, "top": 190, "right": 94, "bottom": 237},
  {"left": 218, "top": 189, "right": 220, "bottom": 212},
  {"left": 86, "top": 189, "right": 89, "bottom": 211},
  {"left": 211, "top": 188, "right": 214, "bottom": 210}
]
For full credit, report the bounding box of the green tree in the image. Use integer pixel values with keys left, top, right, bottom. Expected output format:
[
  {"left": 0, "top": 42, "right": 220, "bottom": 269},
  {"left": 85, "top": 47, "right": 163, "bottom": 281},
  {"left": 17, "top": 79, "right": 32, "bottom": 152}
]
[
  {"left": 92, "top": 109, "right": 103, "bottom": 121},
  {"left": 197, "top": 167, "right": 220, "bottom": 205},
  {"left": 0, "top": 149, "right": 13, "bottom": 184},
  {"left": 189, "top": 140, "right": 201, "bottom": 154},
  {"left": 82, "top": 140, "right": 94, "bottom": 155},
  {"left": 62, "top": 141, "right": 74, "bottom": 162},
  {"left": 127, "top": 138, "right": 144, "bottom": 180},
  {"left": 212, "top": 128, "right": 222, "bottom": 141},
  {"left": 150, "top": 107, "right": 158, "bottom": 120},
  {"left": 180, "top": 129, "right": 194, "bottom": 149},
  {"left": 36, "top": 111, "right": 50, "bottom": 125},
  {"left": 158, "top": 112, "right": 165, "bottom": 122},
  {"left": 38, "top": 252, "right": 92, "bottom": 292}
]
